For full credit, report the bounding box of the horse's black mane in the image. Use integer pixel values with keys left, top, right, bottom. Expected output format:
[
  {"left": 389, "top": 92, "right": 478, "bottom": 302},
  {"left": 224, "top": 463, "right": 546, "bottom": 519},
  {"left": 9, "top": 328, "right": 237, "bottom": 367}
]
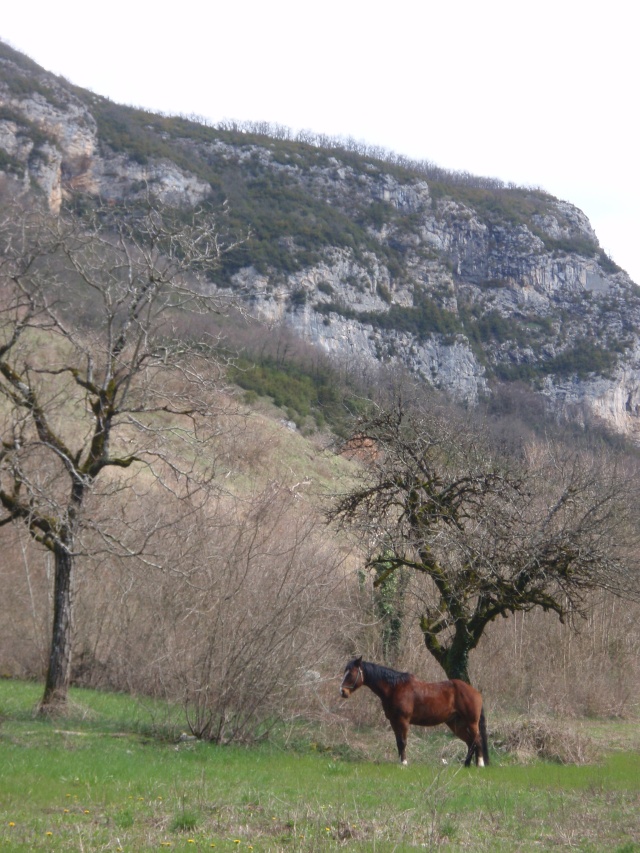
[{"left": 360, "top": 659, "right": 411, "bottom": 686}]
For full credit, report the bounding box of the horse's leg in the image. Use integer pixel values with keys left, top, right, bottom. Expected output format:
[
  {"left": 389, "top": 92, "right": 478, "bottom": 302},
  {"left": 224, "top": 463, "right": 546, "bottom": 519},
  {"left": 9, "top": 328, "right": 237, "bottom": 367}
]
[
  {"left": 460, "top": 725, "right": 478, "bottom": 767},
  {"left": 474, "top": 724, "right": 485, "bottom": 767},
  {"left": 390, "top": 717, "right": 410, "bottom": 765},
  {"left": 446, "top": 719, "right": 483, "bottom": 767},
  {"left": 465, "top": 711, "right": 487, "bottom": 767},
  {"left": 466, "top": 723, "right": 486, "bottom": 767},
  {"left": 479, "top": 708, "right": 489, "bottom": 766}
]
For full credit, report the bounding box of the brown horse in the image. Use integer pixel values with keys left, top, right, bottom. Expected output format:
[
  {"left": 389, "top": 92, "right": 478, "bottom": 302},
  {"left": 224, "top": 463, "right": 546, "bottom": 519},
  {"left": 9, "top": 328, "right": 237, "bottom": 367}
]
[{"left": 340, "top": 657, "right": 489, "bottom": 767}]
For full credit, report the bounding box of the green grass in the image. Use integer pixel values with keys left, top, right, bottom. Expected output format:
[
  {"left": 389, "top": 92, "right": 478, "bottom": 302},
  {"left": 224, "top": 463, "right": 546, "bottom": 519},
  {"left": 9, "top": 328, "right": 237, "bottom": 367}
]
[{"left": 1, "top": 680, "right": 639, "bottom": 851}]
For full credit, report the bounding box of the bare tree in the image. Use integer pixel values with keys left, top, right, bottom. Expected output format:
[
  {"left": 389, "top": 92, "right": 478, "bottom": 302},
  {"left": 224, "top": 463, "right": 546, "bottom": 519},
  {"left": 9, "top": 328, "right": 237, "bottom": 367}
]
[
  {"left": 0, "top": 192, "right": 243, "bottom": 712},
  {"left": 330, "top": 390, "right": 640, "bottom": 683}
]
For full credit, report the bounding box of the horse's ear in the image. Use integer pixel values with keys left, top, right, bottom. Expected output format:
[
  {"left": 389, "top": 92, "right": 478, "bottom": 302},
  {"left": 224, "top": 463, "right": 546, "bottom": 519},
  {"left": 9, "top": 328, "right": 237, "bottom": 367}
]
[{"left": 355, "top": 656, "right": 363, "bottom": 666}]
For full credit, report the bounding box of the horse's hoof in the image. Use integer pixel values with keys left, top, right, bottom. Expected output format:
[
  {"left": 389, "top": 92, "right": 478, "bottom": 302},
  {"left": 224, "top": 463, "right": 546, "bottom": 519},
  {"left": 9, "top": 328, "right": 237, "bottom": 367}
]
[{"left": 401, "top": 759, "right": 408, "bottom": 766}]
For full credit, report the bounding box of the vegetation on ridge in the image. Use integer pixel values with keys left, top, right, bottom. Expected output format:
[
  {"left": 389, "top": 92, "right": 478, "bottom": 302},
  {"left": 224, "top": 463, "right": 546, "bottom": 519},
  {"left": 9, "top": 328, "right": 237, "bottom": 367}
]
[{"left": 3, "top": 36, "right": 630, "bottom": 398}]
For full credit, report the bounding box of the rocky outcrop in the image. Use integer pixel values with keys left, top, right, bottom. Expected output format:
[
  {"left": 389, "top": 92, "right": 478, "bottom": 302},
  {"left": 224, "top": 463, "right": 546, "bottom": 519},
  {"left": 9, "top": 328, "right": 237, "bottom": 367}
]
[{"left": 0, "top": 48, "right": 210, "bottom": 211}]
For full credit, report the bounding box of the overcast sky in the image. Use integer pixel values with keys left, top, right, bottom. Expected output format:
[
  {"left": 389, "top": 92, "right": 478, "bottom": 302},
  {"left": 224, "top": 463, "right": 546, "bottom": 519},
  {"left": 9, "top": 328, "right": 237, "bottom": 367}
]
[{"left": 3, "top": 1, "right": 638, "bottom": 283}]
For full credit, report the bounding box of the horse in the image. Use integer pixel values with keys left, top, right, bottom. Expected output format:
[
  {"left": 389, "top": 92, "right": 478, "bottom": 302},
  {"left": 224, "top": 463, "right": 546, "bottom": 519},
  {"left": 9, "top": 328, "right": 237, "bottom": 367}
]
[{"left": 340, "top": 657, "right": 489, "bottom": 767}]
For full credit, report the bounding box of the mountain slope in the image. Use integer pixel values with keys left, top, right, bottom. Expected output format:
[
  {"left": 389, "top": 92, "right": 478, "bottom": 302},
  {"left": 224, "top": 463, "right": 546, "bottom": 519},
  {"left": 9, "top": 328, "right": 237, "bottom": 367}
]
[{"left": 2, "top": 39, "right": 640, "bottom": 437}]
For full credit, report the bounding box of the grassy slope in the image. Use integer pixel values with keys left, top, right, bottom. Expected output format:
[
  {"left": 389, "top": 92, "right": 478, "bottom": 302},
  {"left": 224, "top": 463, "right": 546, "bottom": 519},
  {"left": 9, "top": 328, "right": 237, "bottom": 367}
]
[{"left": 1, "top": 681, "right": 638, "bottom": 852}]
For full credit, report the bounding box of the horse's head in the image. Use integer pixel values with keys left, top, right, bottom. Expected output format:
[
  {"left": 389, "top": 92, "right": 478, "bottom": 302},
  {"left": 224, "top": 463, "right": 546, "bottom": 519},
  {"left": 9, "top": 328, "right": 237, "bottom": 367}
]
[{"left": 340, "top": 656, "right": 364, "bottom": 698}]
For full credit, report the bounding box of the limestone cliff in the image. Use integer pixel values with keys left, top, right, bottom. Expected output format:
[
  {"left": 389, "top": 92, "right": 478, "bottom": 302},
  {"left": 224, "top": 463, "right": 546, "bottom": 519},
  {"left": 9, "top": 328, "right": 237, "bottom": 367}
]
[{"left": 2, "top": 40, "right": 639, "bottom": 437}]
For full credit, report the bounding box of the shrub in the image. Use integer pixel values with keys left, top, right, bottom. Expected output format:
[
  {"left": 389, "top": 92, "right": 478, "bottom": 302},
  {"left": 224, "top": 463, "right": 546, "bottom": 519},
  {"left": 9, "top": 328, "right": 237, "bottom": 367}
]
[
  {"left": 598, "top": 252, "right": 622, "bottom": 275},
  {"left": 166, "top": 488, "right": 349, "bottom": 743},
  {"left": 228, "top": 355, "right": 363, "bottom": 436},
  {"left": 544, "top": 339, "right": 618, "bottom": 379},
  {"left": 316, "top": 291, "right": 460, "bottom": 340},
  {"left": 492, "top": 717, "right": 597, "bottom": 765}
]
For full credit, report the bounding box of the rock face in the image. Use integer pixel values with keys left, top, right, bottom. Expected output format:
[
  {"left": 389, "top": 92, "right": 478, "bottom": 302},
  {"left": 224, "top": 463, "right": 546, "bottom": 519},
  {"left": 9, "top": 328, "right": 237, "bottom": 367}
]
[
  {"left": 0, "top": 46, "right": 211, "bottom": 211},
  {"left": 2, "top": 40, "right": 640, "bottom": 437}
]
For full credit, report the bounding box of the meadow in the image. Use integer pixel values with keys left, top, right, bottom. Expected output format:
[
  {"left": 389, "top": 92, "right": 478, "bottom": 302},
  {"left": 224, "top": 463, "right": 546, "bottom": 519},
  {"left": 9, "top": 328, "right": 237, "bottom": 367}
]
[{"left": 1, "top": 680, "right": 638, "bottom": 852}]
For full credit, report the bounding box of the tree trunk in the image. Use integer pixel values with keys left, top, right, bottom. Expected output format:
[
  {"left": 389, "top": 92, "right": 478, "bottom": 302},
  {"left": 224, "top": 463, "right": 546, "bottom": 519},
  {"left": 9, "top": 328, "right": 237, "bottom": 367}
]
[
  {"left": 440, "top": 644, "right": 471, "bottom": 684},
  {"left": 40, "top": 545, "right": 74, "bottom": 713},
  {"left": 421, "top": 619, "right": 473, "bottom": 684}
]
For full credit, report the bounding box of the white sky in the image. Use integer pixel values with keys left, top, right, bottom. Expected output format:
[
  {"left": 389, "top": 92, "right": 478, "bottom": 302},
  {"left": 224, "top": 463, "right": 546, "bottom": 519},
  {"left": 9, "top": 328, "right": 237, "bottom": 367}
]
[{"left": 2, "top": 0, "right": 638, "bottom": 283}]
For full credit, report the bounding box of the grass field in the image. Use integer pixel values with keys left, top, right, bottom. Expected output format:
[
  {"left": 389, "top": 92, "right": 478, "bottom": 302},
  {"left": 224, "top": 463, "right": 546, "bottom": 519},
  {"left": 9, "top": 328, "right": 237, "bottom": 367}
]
[{"left": 0, "top": 680, "right": 638, "bottom": 852}]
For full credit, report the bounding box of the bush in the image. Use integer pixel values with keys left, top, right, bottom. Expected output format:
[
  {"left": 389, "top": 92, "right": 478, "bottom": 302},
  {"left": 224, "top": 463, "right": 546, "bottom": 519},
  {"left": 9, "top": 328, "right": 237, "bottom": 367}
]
[
  {"left": 228, "top": 355, "right": 363, "bottom": 435},
  {"left": 598, "top": 252, "right": 622, "bottom": 275},
  {"left": 57, "top": 484, "right": 350, "bottom": 744},
  {"left": 544, "top": 339, "right": 618, "bottom": 379},
  {"left": 492, "top": 717, "right": 597, "bottom": 765},
  {"left": 168, "top": 488, "right": 349, "bottom": 743},
  {"left": 316, "top": 291, "right": 460, "bottom": 340}
]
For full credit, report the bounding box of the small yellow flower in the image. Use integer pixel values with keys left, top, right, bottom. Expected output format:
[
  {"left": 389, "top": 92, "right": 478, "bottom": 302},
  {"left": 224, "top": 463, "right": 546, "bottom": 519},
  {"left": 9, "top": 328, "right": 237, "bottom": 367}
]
[
  {"left": 188, "top": 841, "right": 195, "bottom": 845},
  {"left": 84, "top": 809, "right": 90, "bottom": 814},
  {"left": 46, "top": 831, "right": 53, "bottom": 836},
  {"left": 8, "top": 822, "right": 16, "bottom": 827},
  {"left": 63, "top": 809, "right": 70, "bottom": 813}
]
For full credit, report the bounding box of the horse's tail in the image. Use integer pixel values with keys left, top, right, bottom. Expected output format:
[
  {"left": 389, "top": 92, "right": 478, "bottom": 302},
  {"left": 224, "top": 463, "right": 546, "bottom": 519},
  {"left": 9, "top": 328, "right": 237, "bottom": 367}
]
[{"left": 479, "top": 706, "right": 490, "bottom": 766}]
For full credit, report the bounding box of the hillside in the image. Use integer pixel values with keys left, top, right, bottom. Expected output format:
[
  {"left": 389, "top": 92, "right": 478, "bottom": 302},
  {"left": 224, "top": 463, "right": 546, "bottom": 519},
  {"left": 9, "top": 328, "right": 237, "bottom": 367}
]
[{"left": 2, "top": 39, "right": 640, "bottom": 438}]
